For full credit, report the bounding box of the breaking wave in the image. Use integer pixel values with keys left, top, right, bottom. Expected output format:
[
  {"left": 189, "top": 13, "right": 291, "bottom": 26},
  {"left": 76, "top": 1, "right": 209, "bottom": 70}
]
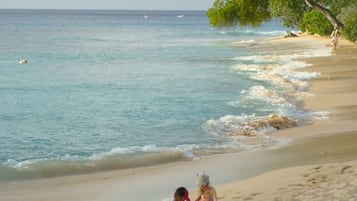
[{"left": 204, "top": 39, "right": 331, "bottom": 143}]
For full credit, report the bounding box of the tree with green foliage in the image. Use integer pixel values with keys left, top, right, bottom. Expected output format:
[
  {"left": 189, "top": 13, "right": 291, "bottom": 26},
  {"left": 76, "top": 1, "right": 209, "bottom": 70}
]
[
  {"left": 207, "top": 0, "right": 271, "bottom": 27},
  {"left": 299, "top": 10, "right": 333, "bottom": 35},
  {"left": 269, "top": 0, "right": 307, "bottom": 28},
  {"left": 343, "top": 12, "right": 357, "bottom": 42},
  {"left": 207, "top": 0, "right": 357, "bottom": 42}
]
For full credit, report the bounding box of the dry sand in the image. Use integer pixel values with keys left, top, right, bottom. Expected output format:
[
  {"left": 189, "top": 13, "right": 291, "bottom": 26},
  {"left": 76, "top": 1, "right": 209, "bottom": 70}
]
[
  {"left": 214, "top": 160, "right": 357, "bottom": 201},
  {"left": 0, "top": 36, "right": 356, "bottom": 201}
]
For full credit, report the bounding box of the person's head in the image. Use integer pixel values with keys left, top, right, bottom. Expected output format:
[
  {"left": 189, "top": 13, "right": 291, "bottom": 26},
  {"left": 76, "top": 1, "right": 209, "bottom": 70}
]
[
  {"left": 196, "top": 173, "right": 210, "bottom": 187},
  {"left": 334, "top": 23, "right": 338, "bottom": 30},
  {"left": 174, "top": 187, "right": 190, "bottom": 201}
]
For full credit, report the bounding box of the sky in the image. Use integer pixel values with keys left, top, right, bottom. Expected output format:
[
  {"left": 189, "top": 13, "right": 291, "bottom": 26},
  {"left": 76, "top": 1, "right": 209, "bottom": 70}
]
[{"left": 1, "top": 0, "right": 215, "bottom": 10}]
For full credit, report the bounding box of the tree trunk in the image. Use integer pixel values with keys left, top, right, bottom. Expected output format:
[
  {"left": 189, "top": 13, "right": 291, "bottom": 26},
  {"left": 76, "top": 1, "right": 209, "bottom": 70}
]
[{"left": 304, "top": 0, "right": 344, "bottom": 29}]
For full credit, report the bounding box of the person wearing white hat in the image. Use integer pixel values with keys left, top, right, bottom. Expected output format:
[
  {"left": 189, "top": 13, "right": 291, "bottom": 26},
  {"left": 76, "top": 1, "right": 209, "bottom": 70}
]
[{"left": 195, "top": 173, "right": 217, "bottom": 201}]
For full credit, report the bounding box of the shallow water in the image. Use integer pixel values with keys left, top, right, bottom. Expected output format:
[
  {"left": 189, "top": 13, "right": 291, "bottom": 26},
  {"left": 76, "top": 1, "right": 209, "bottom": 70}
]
[{"left": 0, "top": 9, "right": 330, "bottom": 181}]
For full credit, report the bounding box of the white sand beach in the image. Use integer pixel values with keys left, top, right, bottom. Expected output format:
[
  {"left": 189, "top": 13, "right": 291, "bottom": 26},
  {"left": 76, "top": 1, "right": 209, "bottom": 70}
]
[
  {"left": 206, "top": 36, "right": 357, "bottom": 201},
  {"left": 0, "top": 35, "right": 356, "bottom": 201}
]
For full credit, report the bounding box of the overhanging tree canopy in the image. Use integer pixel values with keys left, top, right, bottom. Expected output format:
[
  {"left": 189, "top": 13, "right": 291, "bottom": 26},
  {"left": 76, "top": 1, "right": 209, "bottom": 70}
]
[{"left": 207, "top": 0, "right": 357, "bottom": 40}]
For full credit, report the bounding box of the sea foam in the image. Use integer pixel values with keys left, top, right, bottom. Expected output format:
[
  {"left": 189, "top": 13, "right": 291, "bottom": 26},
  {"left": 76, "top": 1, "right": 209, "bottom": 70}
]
[{"left": 207, "top": 38, "right": 332, "bottom": 142}]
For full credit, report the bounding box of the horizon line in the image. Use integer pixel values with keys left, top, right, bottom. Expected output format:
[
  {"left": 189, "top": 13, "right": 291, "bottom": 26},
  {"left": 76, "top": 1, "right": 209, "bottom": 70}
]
[{"left": 0, "top": 8, "right": 208, "bottom": 12}]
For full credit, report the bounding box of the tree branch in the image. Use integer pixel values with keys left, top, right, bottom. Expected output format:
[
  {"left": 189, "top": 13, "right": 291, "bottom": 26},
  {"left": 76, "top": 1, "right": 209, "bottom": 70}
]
[{"left": 304, "top": 0, "right": 344, "bottom": 29}]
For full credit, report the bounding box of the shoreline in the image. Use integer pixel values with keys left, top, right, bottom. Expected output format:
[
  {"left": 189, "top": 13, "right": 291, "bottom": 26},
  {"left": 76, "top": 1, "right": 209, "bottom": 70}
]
[
  {"left": 208, "top": 36, "right": 357, "bottom": 200},
  {"left": 1, "top": 36, "right": 356, "bottom": 201}
]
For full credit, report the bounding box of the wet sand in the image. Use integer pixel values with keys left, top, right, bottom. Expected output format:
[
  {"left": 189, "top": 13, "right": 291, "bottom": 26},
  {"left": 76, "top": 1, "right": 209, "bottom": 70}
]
[{"left": 1, "top": 36, "right": 356, "bottom": 201}]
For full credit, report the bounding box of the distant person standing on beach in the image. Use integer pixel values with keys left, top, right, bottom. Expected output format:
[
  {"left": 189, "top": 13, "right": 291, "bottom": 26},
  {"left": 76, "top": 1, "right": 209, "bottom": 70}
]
[
  {"left": 331, "top": 29, "right": 339, "bottom": 51},
  {"left": 195, "top": 173, "right": 217, "bottom": 201}
]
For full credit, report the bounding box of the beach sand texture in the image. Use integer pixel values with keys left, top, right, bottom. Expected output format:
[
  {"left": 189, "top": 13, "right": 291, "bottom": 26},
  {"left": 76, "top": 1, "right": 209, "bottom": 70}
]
[
  {"left": 215, "top": 160, "right": 357, "bottom": 201},
  {"left": 0, "top": 36, "right": 356, "bottom": 201},
  {"left": 210, "top": 36, "right": 357, "bottom": 201}
]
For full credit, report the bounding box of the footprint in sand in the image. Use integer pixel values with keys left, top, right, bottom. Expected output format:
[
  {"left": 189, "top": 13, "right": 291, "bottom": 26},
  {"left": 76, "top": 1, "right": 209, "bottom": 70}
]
[
  {"left": 288, "top": 184, "right": 303, "bottom": 187},
  {"left": 277, "top": 187, "right": 286, "bottom": 191},
  {"left": 340, "top": 165, "right": 352, "bottom": 174},
  {"left": 314, "top": 165, "right": 322, "bottom": 170},
  {"left": 306, "top": 175, "right": 328, "bottom": 185},
  {"left": 251, "top": 192, "right": 263, "bottom": 196}
]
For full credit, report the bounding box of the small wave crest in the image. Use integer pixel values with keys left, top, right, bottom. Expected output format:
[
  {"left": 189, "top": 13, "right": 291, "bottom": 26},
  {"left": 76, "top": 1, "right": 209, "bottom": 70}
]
[
  {"left": 235, "top": 85, "right": 307, "bottom": 120},
  {"left": 219, "top": 29, "right": 286, "bottom": 37},
  {"left": 230, "top": 46, "right": 330, "bottom": 117},
  {"left": 231, "top": 40, "right": 256, "bottom": 46},
  {"left": 0, "top": 145, "right": 196, "bottom": 182},
  {"left": 203, "top": 114, "right": 294, "bottom": 152},
  {"left": 204, "top": 113, "right": 297, "bottom": 137}
]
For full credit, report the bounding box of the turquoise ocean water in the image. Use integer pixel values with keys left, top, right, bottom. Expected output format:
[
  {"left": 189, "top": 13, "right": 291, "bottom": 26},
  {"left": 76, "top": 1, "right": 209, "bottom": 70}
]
[{"left": 0, "top": 10, "right": 330, "bottom": 181}]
